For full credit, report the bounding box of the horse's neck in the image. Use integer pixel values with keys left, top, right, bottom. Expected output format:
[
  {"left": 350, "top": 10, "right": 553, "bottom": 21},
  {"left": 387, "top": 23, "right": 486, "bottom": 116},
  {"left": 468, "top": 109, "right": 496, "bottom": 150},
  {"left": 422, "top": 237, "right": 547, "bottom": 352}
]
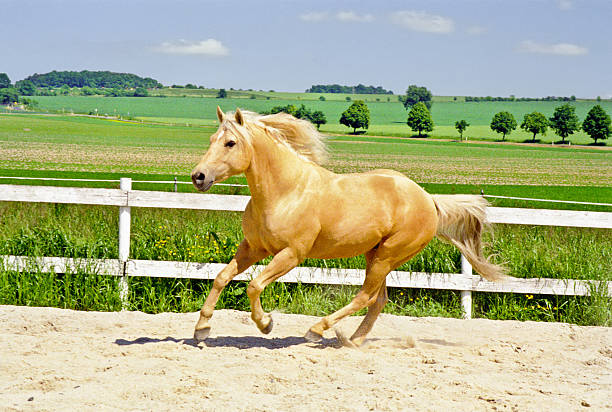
[{"left": 245, "top": 134, "right": 316, "bottom": 207}]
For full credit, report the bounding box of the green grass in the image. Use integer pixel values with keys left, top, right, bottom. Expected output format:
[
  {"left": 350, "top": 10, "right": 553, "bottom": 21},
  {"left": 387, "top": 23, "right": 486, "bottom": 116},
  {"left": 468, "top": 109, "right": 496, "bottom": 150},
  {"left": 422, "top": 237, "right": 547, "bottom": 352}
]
[
  {"left": 0, "top": 110, "right": 610, "bottom": 325},
  {"left": 0, "top": 202, "right": 610, "bottom": 325},
  {"left": 28, "top": 95, "right": 612, "bottom": 145},
  {"left": 2, "top": 114, "right": 609, "bottom": 191}
]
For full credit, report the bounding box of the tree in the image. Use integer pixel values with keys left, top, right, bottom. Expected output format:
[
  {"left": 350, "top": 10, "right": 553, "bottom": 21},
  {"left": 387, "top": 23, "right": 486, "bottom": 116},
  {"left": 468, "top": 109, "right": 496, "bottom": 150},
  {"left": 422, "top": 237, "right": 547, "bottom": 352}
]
[
  {"left": 59, "top": 84, "right": 71, "bottom": 95},
  {"left": 582, "top": 105, "right": 611, "bottom": 144},
  {"left": 490, "top": 111, "right": 517, "bottom": 140},
  {"left": 340, "top": 100, "right": 370, "bottom": 133},
  {"left": 0, "top": 73, "right": 10, "bottom": 89},
  {"left": 0, "top": 88, "right": 19, "bottom": 105},
  {"left": 16, "top": 80, "right": 36, "bottom": 96},
  {"left": 294, "top": 104, "right": 312, "bottom": 120},
  {"left": 549, "top": 104, "right": 580, "bottom": 143},
  {"left": 406, "top": 102, "right": 434, "bottom": 137},
  {"left": 216, "top": 88, "right": 227, "bottom": 98},
  {"left": 520, "top": 111, "right": 548, "bottom": 142},
  {"left": 267, "top": 104, "right": 298, "bottom": 117},
  {"left": 133, "top": 87, "right": 148, "bottom": 97},
  {"left": 455, "top": 120, "right": 469, "bottom": 140},
  {"left": 310, "top": 110, "right": 327, "bottom": 129},
  {"left": 400, "top": 85, "right": 433, "bottom": 110}
]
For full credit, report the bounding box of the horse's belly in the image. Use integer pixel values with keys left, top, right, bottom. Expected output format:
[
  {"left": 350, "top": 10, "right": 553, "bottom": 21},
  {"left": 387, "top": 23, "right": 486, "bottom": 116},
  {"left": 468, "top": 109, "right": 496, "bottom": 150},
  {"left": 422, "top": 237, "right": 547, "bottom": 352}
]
[{"left": 306, "top": 218, "right": 388, "bottom": 259}]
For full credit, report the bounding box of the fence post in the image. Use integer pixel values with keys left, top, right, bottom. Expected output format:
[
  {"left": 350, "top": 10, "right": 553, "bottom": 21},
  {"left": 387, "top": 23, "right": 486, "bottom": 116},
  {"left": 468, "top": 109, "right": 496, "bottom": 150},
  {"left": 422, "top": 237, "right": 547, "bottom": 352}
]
[
  {"left": 118, "top": 177, "right": 132, "bottom": 309},
  {"left": 174, "top": 176, "right": 178, "bottom": 193},
  {"left": 460, "top": 254, "right": 473, "bottom": 319}
]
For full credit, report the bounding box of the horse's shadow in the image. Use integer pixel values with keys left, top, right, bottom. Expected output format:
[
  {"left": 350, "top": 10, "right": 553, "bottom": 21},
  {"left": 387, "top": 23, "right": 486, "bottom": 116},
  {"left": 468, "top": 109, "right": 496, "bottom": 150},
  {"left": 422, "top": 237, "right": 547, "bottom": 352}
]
[{"left": 114, "top": 335, "right": 340, "bottom": 350}]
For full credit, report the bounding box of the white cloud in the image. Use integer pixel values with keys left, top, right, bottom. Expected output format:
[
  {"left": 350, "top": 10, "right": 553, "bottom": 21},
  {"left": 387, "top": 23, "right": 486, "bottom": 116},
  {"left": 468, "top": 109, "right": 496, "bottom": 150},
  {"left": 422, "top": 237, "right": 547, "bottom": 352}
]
[
  {"left": 466, "top": 25, "right": 487, "bottom": 35},
  {"left": 299, "top": 12, "right": 329, "bottom": 22},
  {"left": 154, "top": 39, "right": 229, "bottom": 56},
  {"left": 517, "top": 40, "right": 588, "bottom": 56},
  {"left": 390, "top": 10, "right": 454, "bottom": 34},
  {"left": 336, "top": 11, "right": 374, "bottom": 23},
  {"left": 558, "top": 0, "right": 573, "bottom": 10},
  {"left": 300, "top": 11, "right": 373, "bottom": 23}
]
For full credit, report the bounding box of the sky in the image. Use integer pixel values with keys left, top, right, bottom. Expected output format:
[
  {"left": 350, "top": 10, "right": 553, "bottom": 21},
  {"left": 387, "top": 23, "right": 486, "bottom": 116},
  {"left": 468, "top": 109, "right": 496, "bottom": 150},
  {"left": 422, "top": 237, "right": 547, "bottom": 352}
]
[{"left": 1, "top": 0, "right": 611, "bottom": 98}]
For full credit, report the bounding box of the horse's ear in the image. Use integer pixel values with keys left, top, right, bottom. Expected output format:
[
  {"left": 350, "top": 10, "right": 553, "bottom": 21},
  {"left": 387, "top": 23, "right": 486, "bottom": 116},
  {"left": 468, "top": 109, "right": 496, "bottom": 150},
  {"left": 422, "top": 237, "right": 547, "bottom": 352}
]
[
  {"left": 235, "top": 108, "right": 244, "bottom": 126},
  {"left": 216, "top": 106, "right": 225, "bottom": 123}
]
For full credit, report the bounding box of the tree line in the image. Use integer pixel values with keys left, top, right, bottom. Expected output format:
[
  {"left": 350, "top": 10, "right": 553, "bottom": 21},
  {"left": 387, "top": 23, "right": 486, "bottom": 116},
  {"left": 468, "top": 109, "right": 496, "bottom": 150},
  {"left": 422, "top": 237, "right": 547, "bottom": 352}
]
[
  {"left": 487, "top": 104, "right": 610, "bottom": 144},
  {"left": 18, "top": 70, "right": 162, "bottom": 89},
  {"left": 465, "top": 95, "right": 577, "bottom": 102},
  {"left": 333, "top": 86, "right": 610, "bottom": 144},
  {"left": 305, "top": 84, "right": 393, "bottom": 95},
  {"left": 260, "top": 104, "right": 327, "bottom": 129}
]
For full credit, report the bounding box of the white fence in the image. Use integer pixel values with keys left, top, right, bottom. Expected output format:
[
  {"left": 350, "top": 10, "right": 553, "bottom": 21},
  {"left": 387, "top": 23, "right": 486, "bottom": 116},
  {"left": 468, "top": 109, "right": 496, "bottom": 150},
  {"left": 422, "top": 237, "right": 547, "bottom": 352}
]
[{"left": 1, "top": 178, "right": 611, "bottom": 318}]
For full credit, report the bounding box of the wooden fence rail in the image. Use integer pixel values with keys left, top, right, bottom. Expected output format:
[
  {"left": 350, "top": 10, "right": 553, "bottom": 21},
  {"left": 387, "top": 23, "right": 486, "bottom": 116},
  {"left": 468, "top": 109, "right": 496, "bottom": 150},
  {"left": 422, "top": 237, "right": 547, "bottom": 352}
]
[{"left": 1, "top": 180, "right": 610, "bottom": 318}]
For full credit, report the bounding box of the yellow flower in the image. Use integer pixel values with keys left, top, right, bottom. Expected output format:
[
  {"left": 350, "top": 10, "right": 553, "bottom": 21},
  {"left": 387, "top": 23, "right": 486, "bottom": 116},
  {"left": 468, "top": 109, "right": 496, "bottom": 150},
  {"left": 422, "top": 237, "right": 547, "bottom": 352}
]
[{"left": 526, "top": 294, "right": 533, "bottom": 300}]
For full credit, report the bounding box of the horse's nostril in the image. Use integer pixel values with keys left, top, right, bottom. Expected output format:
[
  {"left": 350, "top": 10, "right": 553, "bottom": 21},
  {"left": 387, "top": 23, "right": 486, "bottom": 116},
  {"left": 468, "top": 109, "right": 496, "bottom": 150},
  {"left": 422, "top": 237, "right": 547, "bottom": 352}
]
[{"left": 194, "top": 172, "right": 205, "bottom": 182}]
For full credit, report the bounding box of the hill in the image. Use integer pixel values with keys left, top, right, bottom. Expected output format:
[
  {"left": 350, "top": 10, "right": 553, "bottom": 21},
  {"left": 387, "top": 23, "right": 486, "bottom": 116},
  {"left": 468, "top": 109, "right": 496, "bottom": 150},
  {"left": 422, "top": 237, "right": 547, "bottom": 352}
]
[{"left": 20, "top": 70, "right": 162, "bottom": 89}]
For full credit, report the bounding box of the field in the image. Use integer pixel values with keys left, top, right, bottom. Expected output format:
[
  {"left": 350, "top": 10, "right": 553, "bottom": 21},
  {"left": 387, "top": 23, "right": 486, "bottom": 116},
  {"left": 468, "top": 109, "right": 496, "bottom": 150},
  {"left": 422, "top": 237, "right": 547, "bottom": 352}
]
[
  {"left": 0, "top": 109, "right": 610, "bottom": 327},
  {"left": 24, "top": 94, "right": 612, "bottom": 145}
]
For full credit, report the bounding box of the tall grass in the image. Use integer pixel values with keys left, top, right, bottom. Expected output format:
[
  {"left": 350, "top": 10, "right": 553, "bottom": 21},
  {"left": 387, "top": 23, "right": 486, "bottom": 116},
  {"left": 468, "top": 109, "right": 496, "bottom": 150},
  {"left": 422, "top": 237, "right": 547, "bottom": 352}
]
[{"left": 0, "top": 202, "right": 609, "bottom": 325}]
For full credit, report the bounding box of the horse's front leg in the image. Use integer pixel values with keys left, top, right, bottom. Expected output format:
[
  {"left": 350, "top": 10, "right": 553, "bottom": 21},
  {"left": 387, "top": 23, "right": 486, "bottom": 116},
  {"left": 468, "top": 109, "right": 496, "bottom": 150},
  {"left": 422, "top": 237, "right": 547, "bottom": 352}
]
[
  {"left": 194, "top": 240, "right": 267, "bottom": 341},
  {"left": 247, "top": 248, "right": 300, "bottom": 333}
]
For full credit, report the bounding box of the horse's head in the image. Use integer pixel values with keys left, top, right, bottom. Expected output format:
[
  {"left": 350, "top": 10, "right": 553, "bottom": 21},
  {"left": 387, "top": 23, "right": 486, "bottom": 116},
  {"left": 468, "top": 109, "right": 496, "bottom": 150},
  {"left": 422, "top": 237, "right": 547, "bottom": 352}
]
[{"left": 191, "top": 106, "right": 253, "bottom": 192}]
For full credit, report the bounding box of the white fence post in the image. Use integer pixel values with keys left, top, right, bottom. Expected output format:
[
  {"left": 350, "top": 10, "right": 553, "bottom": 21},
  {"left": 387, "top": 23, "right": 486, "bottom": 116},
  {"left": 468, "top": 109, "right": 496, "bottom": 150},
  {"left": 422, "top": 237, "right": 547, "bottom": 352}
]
[
  {"left": 118, "top": 178, "right": 131, "bottom": 309},
  {"left": 460, "top": 255, "right": 473, "bottom": 319}
]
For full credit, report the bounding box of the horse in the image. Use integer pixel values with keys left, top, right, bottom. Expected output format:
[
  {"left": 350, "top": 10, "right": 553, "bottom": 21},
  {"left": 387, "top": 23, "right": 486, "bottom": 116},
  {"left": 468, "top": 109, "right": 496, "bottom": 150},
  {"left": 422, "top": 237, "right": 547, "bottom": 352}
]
[{"left": 190, "top": 106, "right": 507, "bottom": 347}]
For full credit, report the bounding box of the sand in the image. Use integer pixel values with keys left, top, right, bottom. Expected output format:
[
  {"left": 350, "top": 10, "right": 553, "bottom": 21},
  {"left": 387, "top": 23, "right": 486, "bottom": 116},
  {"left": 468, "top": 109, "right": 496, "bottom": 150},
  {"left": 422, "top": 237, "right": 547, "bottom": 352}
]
[{"left": 0, "top": 305, "right": 610, "bottom": 411}]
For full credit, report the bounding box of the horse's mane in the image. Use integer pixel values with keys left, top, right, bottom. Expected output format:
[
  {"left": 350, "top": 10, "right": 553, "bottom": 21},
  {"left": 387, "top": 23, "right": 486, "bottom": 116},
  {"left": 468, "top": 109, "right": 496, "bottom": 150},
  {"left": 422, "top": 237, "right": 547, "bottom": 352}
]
[{"left": 230, "top": 110, "right": 328, "bottom": 165}]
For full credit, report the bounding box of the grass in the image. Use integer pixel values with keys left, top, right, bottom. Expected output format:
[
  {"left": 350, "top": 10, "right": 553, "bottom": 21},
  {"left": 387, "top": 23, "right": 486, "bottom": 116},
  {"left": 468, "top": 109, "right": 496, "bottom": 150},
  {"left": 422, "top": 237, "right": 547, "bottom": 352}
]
[
  {"left": 27, "top": 95, "right": 612, "bottom": 145},
  {"left": 0, "top": 109, "right": 610, "bottom": 326},
  {"left": 0, "top": 202, "right": 610, "bottom": 325},
  {"left": 1, "top": 114, "right": 610, "bottom": 192}
]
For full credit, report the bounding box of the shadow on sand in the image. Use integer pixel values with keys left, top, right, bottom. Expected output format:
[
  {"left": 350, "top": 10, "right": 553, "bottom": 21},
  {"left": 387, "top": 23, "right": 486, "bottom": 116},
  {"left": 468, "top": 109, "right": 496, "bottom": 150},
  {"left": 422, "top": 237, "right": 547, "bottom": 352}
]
[{"left": 114, "top": 335, "right": 340, "bottom": 350}]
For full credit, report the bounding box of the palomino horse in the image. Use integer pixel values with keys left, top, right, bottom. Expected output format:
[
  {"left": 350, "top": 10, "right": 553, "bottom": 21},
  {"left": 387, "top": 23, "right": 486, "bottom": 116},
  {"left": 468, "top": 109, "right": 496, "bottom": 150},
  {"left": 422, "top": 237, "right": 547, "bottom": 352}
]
[{"left": 191, "top": 107, "right": 507, "bottom": 347}]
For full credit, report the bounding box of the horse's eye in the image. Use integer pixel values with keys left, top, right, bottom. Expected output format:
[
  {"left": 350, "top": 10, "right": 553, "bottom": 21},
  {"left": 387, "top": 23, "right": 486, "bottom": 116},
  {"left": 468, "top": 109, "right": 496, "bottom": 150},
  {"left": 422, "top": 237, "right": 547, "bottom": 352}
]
[{"left": 225, "top": 141, "right": 236, "bottom": 148}]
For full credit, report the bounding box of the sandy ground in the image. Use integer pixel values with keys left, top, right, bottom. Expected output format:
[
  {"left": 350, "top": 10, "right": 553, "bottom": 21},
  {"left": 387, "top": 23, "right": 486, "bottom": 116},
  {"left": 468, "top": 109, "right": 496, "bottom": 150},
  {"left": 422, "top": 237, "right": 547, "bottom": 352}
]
[{"left": 0, "top": 306, "right": 610, "bottom": 411}]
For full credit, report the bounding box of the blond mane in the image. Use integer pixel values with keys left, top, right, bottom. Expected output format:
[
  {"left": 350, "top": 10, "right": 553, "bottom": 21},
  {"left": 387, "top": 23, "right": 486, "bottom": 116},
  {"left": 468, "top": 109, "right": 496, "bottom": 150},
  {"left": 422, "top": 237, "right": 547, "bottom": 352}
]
[{"left": 227, "top": 110, "right": 328, "bottom": 165}]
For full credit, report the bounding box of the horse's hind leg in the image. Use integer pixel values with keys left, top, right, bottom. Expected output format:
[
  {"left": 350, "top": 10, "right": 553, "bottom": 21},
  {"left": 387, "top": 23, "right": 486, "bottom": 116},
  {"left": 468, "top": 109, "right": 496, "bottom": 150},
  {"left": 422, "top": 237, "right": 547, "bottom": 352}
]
[
  {"left": 194, "top": 240, "right": 267, "bottom": 341},
  {"left": 306, "top": 232, "right": 432, "bottom": 346},
  {"left": 305, "top": 258, "right": 390, "bottom": 343},
  {"left": 348, "top": 279, "right": 388, "bottom": 347}
]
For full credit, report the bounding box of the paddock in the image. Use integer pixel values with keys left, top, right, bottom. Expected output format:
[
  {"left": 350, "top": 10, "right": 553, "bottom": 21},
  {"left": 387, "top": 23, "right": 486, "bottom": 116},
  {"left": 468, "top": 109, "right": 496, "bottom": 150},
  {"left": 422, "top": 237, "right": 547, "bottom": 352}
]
[{"left": 1, "top": 305, "right": 609, "bottom": 411}]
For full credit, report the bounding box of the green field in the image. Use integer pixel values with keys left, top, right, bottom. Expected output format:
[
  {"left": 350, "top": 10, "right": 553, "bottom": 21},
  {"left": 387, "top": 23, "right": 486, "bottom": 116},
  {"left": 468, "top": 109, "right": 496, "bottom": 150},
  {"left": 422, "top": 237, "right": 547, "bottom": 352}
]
[
  {"left": 26, "top": 95, "right": 612, "bottom": 145},
  {"left": 0, "top": 109, "right": 610, "bottom": 326}
]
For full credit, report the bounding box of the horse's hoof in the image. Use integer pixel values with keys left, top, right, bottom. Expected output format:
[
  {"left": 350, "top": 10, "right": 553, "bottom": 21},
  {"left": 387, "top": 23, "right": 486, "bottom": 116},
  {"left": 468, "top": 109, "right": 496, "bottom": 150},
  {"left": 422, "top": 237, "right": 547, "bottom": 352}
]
[
  {"left": 304, "top": 329, "right": 323, "bottom": 342},
  {"left": 261, "top": 317, "right": 273, "bottom": 334},
  {"left": 193, "top": 326, "right": 211, "bottom": 342}
]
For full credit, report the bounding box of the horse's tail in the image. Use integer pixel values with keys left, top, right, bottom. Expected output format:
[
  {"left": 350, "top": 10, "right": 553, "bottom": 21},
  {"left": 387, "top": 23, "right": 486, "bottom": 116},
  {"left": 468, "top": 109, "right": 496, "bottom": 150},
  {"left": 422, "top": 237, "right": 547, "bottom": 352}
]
[{"left": 432, "top": 194, "right": 508, "bottom": 281}]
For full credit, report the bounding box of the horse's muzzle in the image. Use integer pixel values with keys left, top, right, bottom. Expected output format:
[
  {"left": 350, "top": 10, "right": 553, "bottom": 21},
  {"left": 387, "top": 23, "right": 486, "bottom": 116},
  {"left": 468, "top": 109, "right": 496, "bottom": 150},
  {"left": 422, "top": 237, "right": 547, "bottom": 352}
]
[{"left": 191, "top": 171, "right": 214, "bottom": 192}]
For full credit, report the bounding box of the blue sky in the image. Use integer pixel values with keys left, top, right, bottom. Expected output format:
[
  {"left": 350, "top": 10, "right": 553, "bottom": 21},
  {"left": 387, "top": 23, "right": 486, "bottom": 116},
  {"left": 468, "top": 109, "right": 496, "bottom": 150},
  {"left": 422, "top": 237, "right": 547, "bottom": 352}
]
[{"left": 1, "top": 0, "right": 610, "bottom": 97}]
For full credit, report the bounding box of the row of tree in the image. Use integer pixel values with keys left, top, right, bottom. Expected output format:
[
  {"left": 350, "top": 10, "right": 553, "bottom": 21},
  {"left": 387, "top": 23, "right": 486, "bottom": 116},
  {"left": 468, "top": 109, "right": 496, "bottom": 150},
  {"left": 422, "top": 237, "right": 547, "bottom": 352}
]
[
  {"left": 305, "top": 84, "right": 393, "bottom": 94},
  {"left": 19, "top": 70, "right": 162, "bottom": 89},
  {"left": 335, "top": 99, "right": 610, "bottom": 144},
  {"left": 465, "top": 95, "right": 577, "bottom": 102},
  {"left": 487, "top": 104, "right": 611, "bottom": 143},
  {"left": 260, "top": 104, "right": 327, "bottom": 129}
]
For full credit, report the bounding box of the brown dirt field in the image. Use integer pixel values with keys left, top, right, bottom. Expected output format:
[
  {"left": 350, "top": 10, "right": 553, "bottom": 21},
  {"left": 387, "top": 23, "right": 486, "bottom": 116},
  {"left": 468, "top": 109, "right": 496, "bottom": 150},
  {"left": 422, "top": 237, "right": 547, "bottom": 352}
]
[{"left": 1, "top": 306, "right": 610, "bottom": 411}]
